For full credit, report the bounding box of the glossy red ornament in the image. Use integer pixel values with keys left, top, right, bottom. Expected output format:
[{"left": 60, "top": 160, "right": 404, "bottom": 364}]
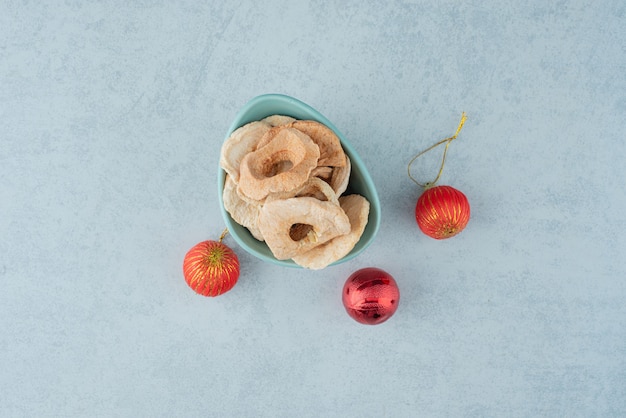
[
  {"left": 415, "top": 185, "right": 470, "bottom": 239},
  {"left": 183, "top": 240, "right": 240, "bottom": 297},
  {"left": 342, "top": 267, "right": 400, "bottom": 325}
]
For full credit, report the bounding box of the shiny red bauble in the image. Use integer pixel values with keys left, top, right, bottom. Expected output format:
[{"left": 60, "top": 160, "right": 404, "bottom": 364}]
[
  {"left": 415, "top": 185, "right": 470, "bottom": 239},
  {"left": 342, "top": 267, "right": 400, "bottom": 325},
  {"left": 183, "top": 240, "right": 240, "bottom": 297}
]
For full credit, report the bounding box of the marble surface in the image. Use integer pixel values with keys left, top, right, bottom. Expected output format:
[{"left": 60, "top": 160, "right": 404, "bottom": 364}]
[{"left": 2, "top": 1, "right": 625, "bottom": 417}]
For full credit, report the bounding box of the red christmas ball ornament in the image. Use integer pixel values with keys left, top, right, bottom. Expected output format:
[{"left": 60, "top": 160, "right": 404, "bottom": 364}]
[
  {"left": 408, "top": 112, "right": 471, "bottom": 239},
  {"left": 182, "top": 229, "right": 240, "bottom": 297},
  {"left": 342, "top": 267, "right": 400, "bottom": 325},
  {"left": 415, "top": 185, "right": 470, "bottom": 239}
]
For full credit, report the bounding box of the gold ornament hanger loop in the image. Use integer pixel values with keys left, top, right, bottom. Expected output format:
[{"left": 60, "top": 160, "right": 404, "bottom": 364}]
[
  {"left": 407, "top": 112, "right": 467, "bottom": 189},
  {"left": 218, "top": 228, "right": 229, "bottom": 243}
]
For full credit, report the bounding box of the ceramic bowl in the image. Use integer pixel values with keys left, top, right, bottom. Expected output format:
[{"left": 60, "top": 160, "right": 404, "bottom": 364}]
[{"left": 217, "top": 94, "right": 380, "bottom": 268}]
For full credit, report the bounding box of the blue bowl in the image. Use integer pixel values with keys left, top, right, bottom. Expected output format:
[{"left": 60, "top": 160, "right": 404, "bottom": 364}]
[{"left": 218, "top": 94, "right": 380, "bottom": 268}]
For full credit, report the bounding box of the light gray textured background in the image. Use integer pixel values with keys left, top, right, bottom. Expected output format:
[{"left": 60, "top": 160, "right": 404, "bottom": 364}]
[{"left": 1, "top": 1, "right": 625, "bottom": 417}]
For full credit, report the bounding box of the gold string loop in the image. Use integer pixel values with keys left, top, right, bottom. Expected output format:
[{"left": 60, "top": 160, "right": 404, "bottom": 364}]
[
  {"left": 218, "top": 228, "right": 229, "bottom": 243},
  {"left": 407, "top": 112, "right": 467, "bottom": 189}
]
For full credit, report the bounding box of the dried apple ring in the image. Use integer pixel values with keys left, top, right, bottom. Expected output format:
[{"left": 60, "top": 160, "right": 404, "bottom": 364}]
[
  {"left": 330, "top": 155, "right": 351, "bottom": 196},
  {"left": 219, "top": 121, "right": 271, "bottom": 182},
  {"left": 289, "top": 120, "right": 346, "bottom": 167},
  {"left": 265, "top": 176, "right": 339, "bottom": 205},
  {"left": 238, "top": 127, "right": 320, "bottom": 201},
  {"left": 311, "top": 166, "right": 333, "bottom": 182},
  {"left": 258, "top": 197, "right": 350, "bottom": 260},
  {"left": 262, "top": 114, "right": 296, "bottom": 127},
  {"left": 292, "top": 194, "right": 370, "bottom": 269},
  {"left": 222, "top": 174, "right": 264, "bottom": 241},
  {"left": 255, "top": 120, "right": 346, "bottom": 169}
]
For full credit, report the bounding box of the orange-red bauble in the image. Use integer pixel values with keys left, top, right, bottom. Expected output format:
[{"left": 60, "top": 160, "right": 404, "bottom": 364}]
[
  {"left": 415, "top": 185, "right": 470, "bottom": 239},
  {"left": 183, "top": 240, "right": 240, "bottom": 296}
]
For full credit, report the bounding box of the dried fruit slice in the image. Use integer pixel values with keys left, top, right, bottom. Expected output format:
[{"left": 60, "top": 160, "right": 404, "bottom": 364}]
[
  {"left": 238, "top": 127, "right": 320, "bottom": 201},
  {"left": 290, "top": 120, "right": 346, "bottom": 167},
  {"left": 254, "top": 125, "right": 283, "bottom": 150},
  {"left": 258, "top": 197, "right": 350, "bottom": 260},
  {"left": 222, "top": 174, "right": 264, "bottom": 241},
  {"left": 265, "top": 177, "right": 339, "bottom": 205},
  {"left": 220, "top": 121, "right": 272, "bottom": 182},
  {"left": 311, "top": 166, "right": 333, "bottom": 182},
  {"left": 262, "top": 114, "right": 296, "bottom": 127},
  {"left": 330, "top": 155, "right": 351, "bottom": 196},
  {"left": 292, "top": 194, "right": 370, "bottom": 269}
]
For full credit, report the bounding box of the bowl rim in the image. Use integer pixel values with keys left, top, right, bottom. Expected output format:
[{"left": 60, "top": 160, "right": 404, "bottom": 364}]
[{"left": 217, "top": 93, "right": 381, "bottom": 268}]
